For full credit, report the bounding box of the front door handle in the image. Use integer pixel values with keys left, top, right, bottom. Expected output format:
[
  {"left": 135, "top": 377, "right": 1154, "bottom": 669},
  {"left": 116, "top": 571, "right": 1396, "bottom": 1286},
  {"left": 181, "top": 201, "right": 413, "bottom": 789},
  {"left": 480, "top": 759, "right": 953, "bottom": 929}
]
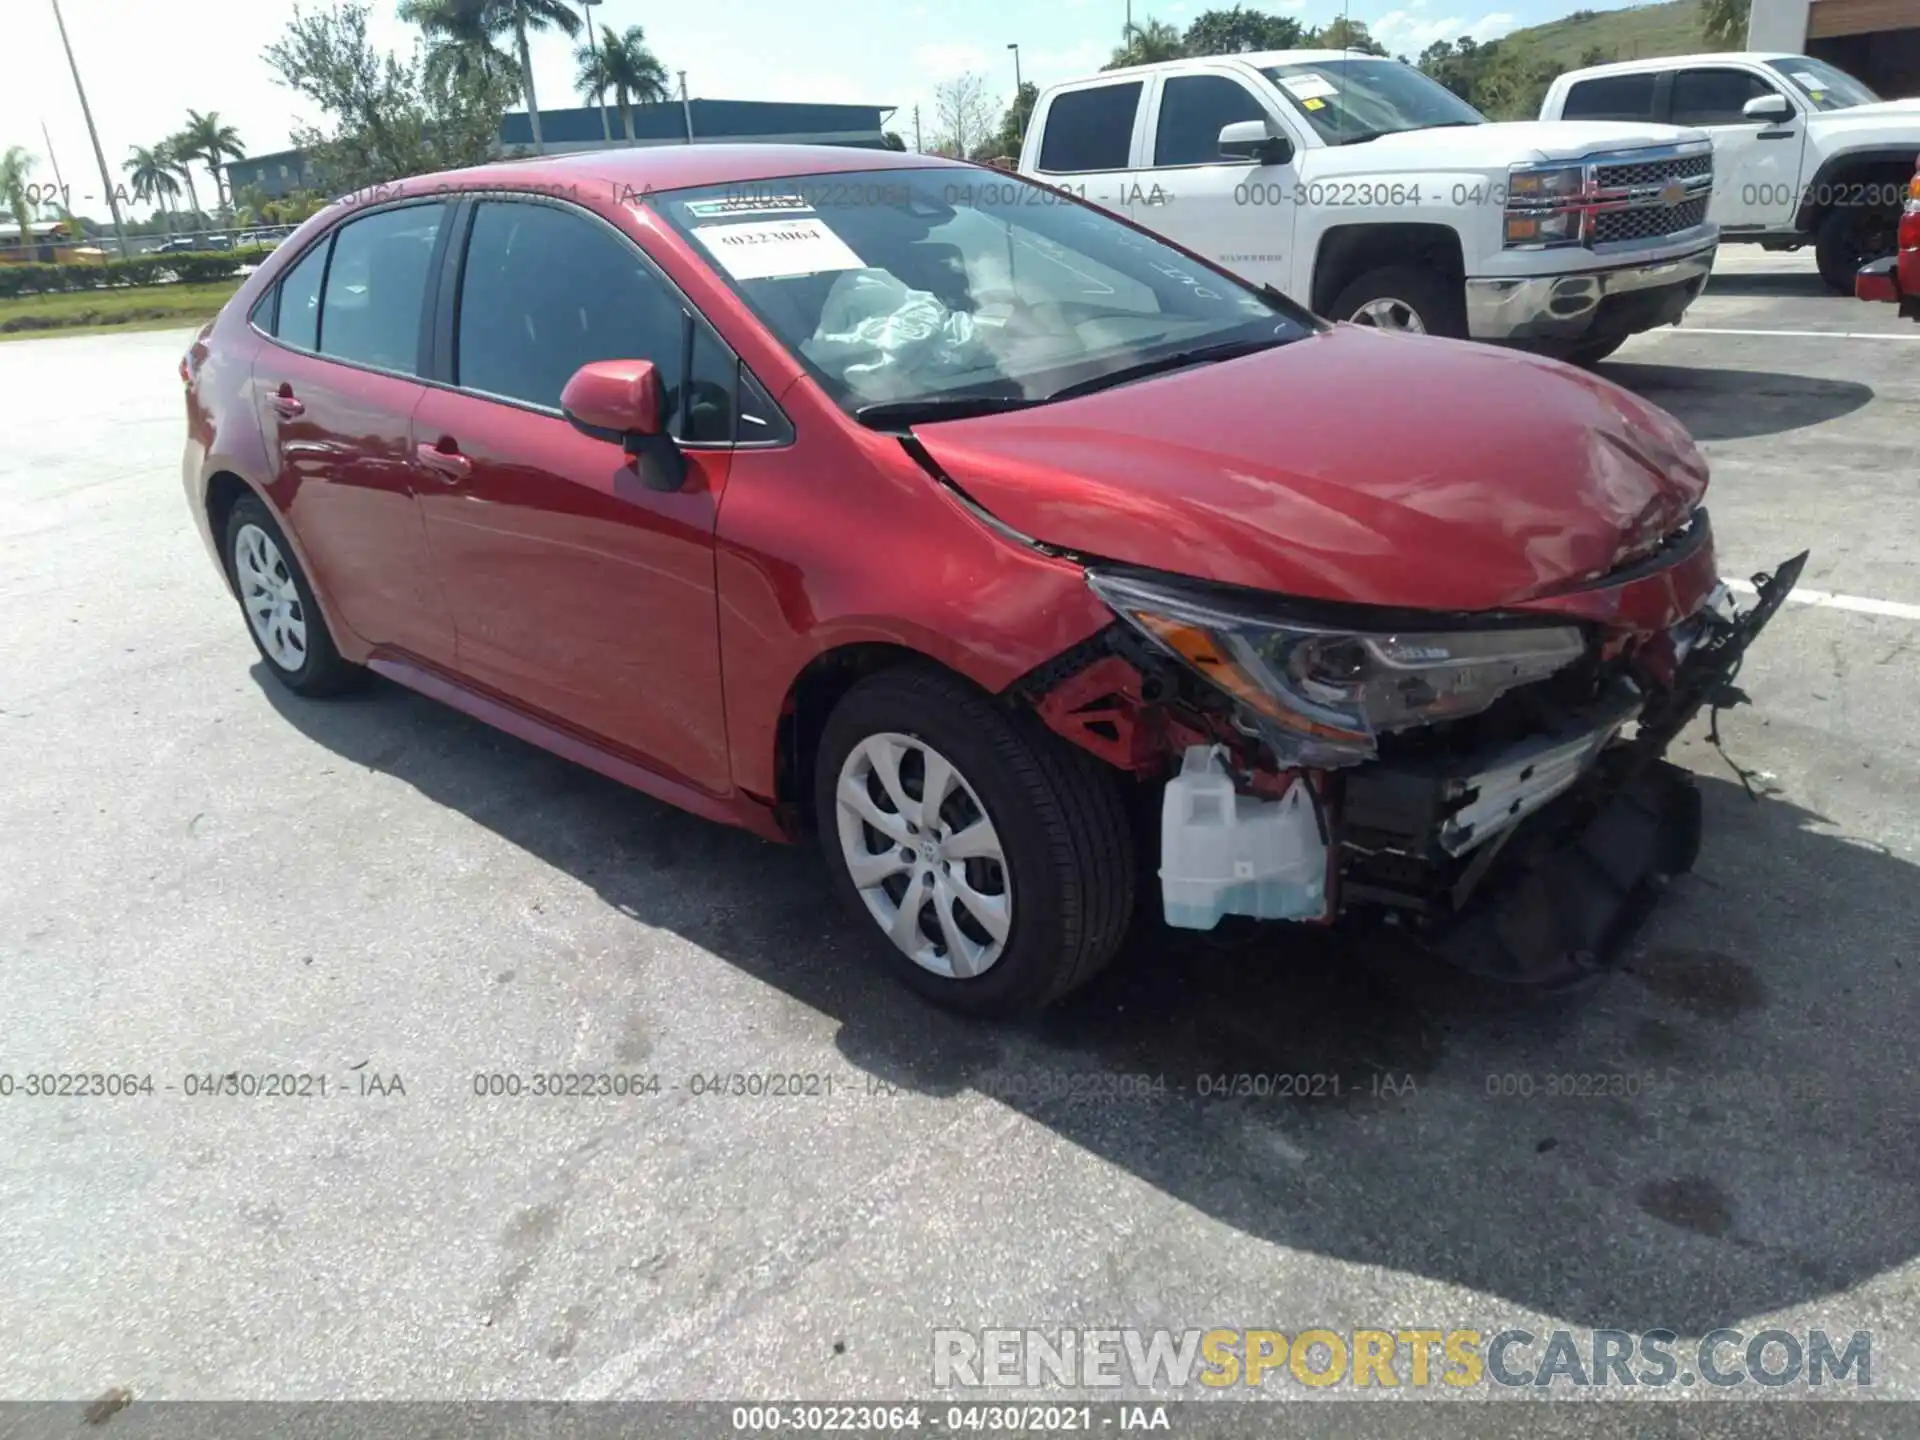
[
  {"left": 268, "top": 384, "right": 304, "bottom": 418},
  {"left": 415, "top": 440, "right": 472, "bottom": 481}
]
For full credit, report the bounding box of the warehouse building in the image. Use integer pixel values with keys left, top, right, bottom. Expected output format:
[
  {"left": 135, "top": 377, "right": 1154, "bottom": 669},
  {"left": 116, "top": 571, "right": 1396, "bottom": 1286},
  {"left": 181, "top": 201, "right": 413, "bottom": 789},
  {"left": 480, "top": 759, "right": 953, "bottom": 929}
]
[{"left": 1750, "top": 0, "right": 1920, "bottom": 95}]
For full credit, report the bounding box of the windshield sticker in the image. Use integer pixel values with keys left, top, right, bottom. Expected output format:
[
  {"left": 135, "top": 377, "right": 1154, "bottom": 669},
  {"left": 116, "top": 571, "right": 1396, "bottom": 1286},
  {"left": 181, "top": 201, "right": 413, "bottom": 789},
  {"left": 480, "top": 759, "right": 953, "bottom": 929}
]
[
  {"left": 1791, "top": 71, "right": 1825, "bottom": 90},
  {"left": 684, "top": 194, "right": 815, "bottom": 219},
  {"left": 1280, "top": 73, "right": 1339, "bottom": 101},
  {"left": 692, "top": 217, "right": 866, "bottom": 280},
  {"left": 1302, "top": 96, "right": 1327, "bottom": 110}
]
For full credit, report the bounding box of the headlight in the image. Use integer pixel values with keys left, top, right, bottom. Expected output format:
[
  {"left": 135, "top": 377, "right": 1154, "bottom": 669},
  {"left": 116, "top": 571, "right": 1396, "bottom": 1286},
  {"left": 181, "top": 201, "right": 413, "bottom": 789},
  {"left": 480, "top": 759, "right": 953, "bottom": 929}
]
[
  {"left": 1089, "top": 571, "right": 1586, "bottom": 768},
  {"left": 1507, "top": 165, "right": 1585, "bottom": 202},
  {"left": 1505, "top": 164, "right": 1589, "bottom": 249}
]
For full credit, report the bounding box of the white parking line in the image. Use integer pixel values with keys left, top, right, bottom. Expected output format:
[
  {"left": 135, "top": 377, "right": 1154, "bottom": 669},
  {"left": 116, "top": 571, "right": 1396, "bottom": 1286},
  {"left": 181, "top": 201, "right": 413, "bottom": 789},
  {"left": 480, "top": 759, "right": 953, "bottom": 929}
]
[
  {"left": 1675, "top": 326, "right": 1920, "bottom": 341},
  {"left": 1726, "top": 576, "right": 1920, "bottom": 621}
]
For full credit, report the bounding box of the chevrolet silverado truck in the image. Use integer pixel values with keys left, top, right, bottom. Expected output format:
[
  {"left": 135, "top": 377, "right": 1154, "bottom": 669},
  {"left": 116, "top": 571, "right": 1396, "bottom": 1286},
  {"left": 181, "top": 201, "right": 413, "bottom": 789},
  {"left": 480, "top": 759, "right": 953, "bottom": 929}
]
[
  {"left": 1542, "top": 52, "right": 1920, "bottom": 292},
  {"left": 1019, "top": 49, "right": 1719, "bottom": 363}
]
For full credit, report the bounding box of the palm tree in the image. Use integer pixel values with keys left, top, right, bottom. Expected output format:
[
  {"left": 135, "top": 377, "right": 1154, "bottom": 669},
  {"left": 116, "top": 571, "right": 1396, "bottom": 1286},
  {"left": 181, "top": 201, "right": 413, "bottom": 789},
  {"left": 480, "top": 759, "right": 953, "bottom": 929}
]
[
  {"left": 1104, "top": 18, "right": 1186, "bottom": 69},
  {"left": 178, "top": 110, "right": 246, "bottom": 211},
  {"left": 575, "top": 25, "right": 669, "bottom": 144},
  {"left": 162, "top": 135, "right": 205, "bottom": 222},
  {"left": 498, "top": 0, "right": 583, "bottom": 154},
  {"left": 400, "top": 0, "right": 516, "bottom": 91},
  {"left": 124, "top": 144, "right": 182, "bottom": 237},
  {"left": 0, "top": 146, "right": 35, "bottom": 255}
]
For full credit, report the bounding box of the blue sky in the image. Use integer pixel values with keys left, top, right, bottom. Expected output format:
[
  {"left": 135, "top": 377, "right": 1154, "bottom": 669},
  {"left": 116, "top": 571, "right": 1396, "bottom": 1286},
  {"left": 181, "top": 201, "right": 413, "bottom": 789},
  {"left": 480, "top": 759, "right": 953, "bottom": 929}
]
[{"left": 8, "top": 0, "right": 1596, "bottom": 219}]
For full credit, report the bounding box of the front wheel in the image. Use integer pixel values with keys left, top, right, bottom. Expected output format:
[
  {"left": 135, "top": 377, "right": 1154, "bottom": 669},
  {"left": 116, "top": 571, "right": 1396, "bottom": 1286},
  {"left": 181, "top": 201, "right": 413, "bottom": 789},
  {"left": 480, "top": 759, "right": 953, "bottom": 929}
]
[
  {"left": 1815, "top": 205, "right": 1898, "bottom": 294},
  {"left": 813, "top": 667, "right": 1136, "bottom": 1016},
  {"left": 1327, "top": 265, "right": 1468, "bottom": 339}
]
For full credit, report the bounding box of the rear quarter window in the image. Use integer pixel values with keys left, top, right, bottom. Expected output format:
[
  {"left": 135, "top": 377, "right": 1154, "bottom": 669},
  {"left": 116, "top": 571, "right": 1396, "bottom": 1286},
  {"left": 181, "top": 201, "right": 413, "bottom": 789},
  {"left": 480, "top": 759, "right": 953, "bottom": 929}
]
[{"left": 1037, "top": 82, "right": 1144, "bottom": 173}]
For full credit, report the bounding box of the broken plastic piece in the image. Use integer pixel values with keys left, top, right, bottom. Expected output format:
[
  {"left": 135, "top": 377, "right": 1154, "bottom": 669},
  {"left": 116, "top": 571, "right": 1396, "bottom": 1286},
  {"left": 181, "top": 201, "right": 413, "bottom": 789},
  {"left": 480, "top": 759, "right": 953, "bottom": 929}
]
[{"left": 1160, "top": 746, "right": 1329, "bottom": 930}]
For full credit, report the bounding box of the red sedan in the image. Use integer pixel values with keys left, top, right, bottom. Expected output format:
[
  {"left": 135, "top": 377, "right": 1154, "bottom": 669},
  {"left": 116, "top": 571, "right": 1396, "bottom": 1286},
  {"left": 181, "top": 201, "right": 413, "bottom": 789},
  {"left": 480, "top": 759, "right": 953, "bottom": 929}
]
[
  {"left": 183, "top": 145, "right": 1802, "bottom": 1013},
  {"left": 1856, "top": 163, "right": 1920, "bottom": 317}
]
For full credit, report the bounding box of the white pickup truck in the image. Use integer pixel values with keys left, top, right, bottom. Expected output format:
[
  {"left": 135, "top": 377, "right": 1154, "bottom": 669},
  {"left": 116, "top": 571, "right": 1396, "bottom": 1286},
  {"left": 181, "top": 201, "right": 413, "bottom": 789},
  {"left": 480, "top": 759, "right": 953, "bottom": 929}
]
[
  {"left": 1541, "top": 52, "right": 1920, "bottom": 292},
  {"left": 1018, "top": 49, "right": 1719, "bottom": 362}
]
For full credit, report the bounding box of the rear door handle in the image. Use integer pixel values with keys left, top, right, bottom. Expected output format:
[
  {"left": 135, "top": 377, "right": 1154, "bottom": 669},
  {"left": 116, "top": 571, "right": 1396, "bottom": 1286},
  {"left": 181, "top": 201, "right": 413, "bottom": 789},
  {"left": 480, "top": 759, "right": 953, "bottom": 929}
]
[{"left": 415, "top": 440, "right": 472, "bottom": 481}]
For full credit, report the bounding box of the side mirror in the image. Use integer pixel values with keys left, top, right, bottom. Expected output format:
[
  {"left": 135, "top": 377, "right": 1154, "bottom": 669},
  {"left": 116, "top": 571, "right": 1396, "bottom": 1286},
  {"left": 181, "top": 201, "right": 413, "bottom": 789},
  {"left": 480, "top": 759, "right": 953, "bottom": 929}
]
[
  {"left": 561, "top": 358, "right": 686, "bottom": 492},
  {"left": 1219, "top": 120, "right": 1294, "bottom": 166},
  {"left": 1743, "top": 93, "right": 1793, "bottom": 123}
]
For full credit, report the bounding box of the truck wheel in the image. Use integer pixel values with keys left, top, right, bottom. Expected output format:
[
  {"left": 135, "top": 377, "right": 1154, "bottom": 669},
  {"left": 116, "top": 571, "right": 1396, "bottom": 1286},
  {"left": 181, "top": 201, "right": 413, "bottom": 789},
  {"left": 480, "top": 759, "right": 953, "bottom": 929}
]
[
  {"left": 1328, "top": 266, "right": 1467, "bottom": 339},
  {"left": 1815, "top": 205, "right": 1898, "bottom": 294},
  {"left": 814, "top": 665, "right": 1136, "bottom": 1017},
  {"left": 1568, "top": 335, "right": 1627, "bottom": 366}
]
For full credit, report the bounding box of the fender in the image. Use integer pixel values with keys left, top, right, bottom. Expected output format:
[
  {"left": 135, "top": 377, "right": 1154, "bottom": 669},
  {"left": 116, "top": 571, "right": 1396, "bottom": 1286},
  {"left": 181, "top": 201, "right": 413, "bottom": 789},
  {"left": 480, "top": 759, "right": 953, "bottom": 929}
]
[{"left": 1794, "top": 146, "right": 1920, "bottom": 231}]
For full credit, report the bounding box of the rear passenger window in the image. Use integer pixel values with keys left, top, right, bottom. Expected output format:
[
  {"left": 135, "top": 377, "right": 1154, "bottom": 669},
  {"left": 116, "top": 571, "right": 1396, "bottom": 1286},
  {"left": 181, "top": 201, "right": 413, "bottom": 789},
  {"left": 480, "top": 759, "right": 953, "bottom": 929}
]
[
  {"left": 1037, "top": 83, "right": 1143, "bottom": 173},
  {"left": 1561, "top": 73, "right": 1658, "bottom": 121},
  {"left": 1670, "top": 68, "right": 1780, "bottom": 125},
  {"left": 456, "top": 200, "right": 703, "bottom": 433},
  {"left": 272, "top": 239, "right": 329, "bottom": 351},
  {"left": 1154, "top": 75, "right": 1270, "bottom": 167},
  {"left": 318, "top": 205, "right": 441, "bottom": 374}
]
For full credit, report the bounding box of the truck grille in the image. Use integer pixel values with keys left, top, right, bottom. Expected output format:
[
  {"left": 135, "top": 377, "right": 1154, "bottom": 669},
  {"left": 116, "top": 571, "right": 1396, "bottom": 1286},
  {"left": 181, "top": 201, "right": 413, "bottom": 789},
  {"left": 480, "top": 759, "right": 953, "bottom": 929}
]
[
  {"left": 1593, "top": 152, "right": 1713, "bottom": 190},
  {"left": 1592, "top": 195, "right": 1711, "bottom": 245},
  {"left": 1585, "top": 147, "right": 1713, "bottom": 248}
]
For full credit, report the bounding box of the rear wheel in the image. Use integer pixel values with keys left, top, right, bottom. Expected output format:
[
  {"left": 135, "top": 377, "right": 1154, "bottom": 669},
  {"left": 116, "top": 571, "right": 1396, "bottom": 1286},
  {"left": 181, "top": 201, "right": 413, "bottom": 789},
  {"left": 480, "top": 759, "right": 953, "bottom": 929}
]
[
  {"left": 814, "top": 666, "right": 1135, "bottom": 1016},
  {"left": 1815, "top": 204, "right": 1898, "bottom": 294},
  {"left": 223, "top": 495, "right": 361, "bottom": 696},
  {"left": 1328, "top": 265, "right": 1467, "bottom": 339}
]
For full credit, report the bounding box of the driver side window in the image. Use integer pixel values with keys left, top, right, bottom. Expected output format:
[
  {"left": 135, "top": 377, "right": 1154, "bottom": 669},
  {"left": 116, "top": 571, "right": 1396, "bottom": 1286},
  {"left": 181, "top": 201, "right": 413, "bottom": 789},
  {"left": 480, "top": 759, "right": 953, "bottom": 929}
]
[
  {"left": 1153, "top": 75, "right": 1273, "bottom": 168},
  {"left": 454, "top": 199, "right": 741, "bottom": 442}
]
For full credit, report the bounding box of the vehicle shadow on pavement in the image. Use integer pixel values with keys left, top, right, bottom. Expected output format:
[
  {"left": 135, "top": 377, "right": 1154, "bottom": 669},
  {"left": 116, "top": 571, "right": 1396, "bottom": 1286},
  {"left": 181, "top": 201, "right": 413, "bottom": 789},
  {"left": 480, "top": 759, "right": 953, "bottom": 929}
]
[
  {"left": 1700, "top": 272, "right": 1833, "bottom": 299},
  {"left": 259, "top": 670, "right": 1920, "bottom": 1337},
  {"left": 1600, "top": 364, "right": 1873, "bottom": 442}
]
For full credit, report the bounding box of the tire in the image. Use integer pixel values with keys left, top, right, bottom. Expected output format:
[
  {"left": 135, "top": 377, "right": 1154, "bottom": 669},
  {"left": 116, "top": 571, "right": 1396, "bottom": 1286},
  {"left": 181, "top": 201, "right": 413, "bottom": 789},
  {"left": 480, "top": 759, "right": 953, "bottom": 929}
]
[
  {"left": 1327, "top": 265, "right": 1468, "bottom": 339},
  {"left": 223, "top": 494, "right": 362, "bottom": 696},
  {"left": 1568, "top": 334, "right": 1627, "bottom": 367},
  {"left": 813, "top": 665, "right": 1136, "bottom": 1016},
  {"left": 1815, "top": 204, "right": 1898, "bottom": 295}
]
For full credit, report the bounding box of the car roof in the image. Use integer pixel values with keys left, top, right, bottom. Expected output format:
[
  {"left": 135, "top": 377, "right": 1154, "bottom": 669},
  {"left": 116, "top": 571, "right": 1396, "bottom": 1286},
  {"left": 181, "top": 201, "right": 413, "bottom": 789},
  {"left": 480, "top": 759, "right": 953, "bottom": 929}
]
[
  {"left": 1560, "top": 51, "right": 1799, "bottom": 79},
  {"left": 1081, "top": 48, "right": 1390, "bottom": 81},
  {"left": 416, "top": 143, "right": 969, "bottom": 199}
]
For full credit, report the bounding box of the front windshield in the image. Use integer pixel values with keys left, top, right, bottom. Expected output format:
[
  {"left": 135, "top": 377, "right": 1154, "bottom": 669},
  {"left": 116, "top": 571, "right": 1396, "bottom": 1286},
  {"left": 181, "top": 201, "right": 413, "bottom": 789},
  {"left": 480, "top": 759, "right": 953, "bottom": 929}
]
[
  {"left": 1260, "top": 59, "right": 1486, "bottom": 144},
  {"left": 1765, "top": 56, "right": 1881, "bottom": 111},
  {"left": 652, "top": 168, "right": 1309, "bottom": 414}
]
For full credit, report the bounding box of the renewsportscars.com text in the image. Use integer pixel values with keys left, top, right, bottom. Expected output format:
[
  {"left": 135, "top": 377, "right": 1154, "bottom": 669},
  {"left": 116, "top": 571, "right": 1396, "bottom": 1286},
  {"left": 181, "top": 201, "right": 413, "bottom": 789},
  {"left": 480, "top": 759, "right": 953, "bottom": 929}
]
[{"left": 933, "top": 1327, "right": 1872, "bottom": 1390}]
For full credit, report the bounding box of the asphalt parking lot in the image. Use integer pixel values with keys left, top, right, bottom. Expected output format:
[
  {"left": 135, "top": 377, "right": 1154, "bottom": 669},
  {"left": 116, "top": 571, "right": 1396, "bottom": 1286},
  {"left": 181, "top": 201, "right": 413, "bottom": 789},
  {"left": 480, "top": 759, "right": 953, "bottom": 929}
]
[{"left": 2, "top": 245, "right": 1917, "bottom": 1413}]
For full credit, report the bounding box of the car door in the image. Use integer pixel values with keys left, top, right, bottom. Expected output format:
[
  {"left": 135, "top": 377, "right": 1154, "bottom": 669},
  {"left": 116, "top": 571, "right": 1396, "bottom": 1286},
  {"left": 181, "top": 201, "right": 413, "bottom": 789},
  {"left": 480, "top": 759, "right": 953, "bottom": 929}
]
[
  {"left": 1133, "top": 68, "right": 1300, "bottom": 288},
  {"left": 1666, "top": 66, "right": 1806, "bottom": 231},
  {"left": 1028, "top": 79, "right": 1150, "bottom": 219},
  {"left": 251, "top": 200, "right": 456, "bottom": 666},
  {"left": 410, "top": 196, "right": 738, "bottom": 797}
]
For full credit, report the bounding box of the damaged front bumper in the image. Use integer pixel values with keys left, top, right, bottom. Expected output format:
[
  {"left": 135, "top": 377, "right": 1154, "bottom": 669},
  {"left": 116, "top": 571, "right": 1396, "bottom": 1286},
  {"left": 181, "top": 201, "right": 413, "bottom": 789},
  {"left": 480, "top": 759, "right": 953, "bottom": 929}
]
[{"left": 1031, "top": 546, "right": 1808, "bottom": 986}]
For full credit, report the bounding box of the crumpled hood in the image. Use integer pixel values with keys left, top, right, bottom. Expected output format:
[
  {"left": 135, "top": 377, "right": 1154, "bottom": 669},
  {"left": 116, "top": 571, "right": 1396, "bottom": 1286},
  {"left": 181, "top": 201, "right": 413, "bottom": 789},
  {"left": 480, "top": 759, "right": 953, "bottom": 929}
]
[{"left": 910, "top": 326, "right": 1709, "bottom": 614}]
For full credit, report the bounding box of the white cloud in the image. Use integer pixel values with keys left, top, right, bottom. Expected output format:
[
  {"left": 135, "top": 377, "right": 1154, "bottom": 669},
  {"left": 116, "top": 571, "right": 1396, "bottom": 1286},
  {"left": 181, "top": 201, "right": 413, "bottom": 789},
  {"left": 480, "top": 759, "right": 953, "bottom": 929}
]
[{"left": 1369, "top": 8, "right": 1518, "bottom": 52}]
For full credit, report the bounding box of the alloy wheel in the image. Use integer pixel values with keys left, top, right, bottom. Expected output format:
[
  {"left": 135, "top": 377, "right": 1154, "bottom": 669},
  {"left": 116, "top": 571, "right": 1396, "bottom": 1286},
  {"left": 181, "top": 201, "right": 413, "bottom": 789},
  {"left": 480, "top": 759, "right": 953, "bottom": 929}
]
[
  {"left": 233, "top": 523, "right": 308, "bottom": 672},
  {"left": 1351, "top": 297, "right": 1428, "bottom": 334},
  {"left": 833, "top": 732, "right": 1012, "bottom": 979}
]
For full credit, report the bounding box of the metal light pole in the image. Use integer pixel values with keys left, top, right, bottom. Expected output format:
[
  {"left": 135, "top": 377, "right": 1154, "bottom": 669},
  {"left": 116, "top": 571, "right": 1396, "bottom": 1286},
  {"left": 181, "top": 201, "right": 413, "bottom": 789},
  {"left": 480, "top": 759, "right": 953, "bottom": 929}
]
[
  {"left": 1007, "top": 44, "right": 1024, "bottom": 146},
  {"left": 48, "top": 0, "right": 130, "bottom": 258},
  {"left": 578, "top": 0, "right": 612, "bottom": 144},
  {"left": 679, "top": 71, "right": 694, "bottom": 144}
]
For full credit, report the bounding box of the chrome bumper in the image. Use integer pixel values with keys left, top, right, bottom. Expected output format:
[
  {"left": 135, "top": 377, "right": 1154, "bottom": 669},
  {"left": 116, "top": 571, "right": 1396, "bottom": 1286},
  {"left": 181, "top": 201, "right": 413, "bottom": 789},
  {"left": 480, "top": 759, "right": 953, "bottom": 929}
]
[{"left": 1464, "top": 240, "right": 1717, "bottom": 343}]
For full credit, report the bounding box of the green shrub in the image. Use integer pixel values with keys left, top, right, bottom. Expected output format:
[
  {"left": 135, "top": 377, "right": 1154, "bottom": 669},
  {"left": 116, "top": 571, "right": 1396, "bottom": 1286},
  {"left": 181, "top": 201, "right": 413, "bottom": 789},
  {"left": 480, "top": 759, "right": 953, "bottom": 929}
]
[{"left": 0, "top": 244, "right": 270, "bottom": 297}]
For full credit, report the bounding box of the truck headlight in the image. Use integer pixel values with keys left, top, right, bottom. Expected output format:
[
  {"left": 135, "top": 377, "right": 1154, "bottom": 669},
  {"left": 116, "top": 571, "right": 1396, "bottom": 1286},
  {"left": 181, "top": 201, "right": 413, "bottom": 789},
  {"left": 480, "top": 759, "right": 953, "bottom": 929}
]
[
  {"left": 1505, "top": 163, "right": 1589, "bottom": 249},
  {"left": 1089, "top": 571, "right": 1586, "bottom": 767}
]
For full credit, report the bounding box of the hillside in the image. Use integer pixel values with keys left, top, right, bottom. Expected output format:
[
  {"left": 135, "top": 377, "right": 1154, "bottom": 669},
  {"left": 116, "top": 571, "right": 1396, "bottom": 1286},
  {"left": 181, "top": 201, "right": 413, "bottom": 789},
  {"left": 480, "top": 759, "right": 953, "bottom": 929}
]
[
  {"left": 1413, "top": 0, "right": 1713, "bottom": 117},
  {"left": 1496, "top": 0, "right": 1709, "bottom": 72}
]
